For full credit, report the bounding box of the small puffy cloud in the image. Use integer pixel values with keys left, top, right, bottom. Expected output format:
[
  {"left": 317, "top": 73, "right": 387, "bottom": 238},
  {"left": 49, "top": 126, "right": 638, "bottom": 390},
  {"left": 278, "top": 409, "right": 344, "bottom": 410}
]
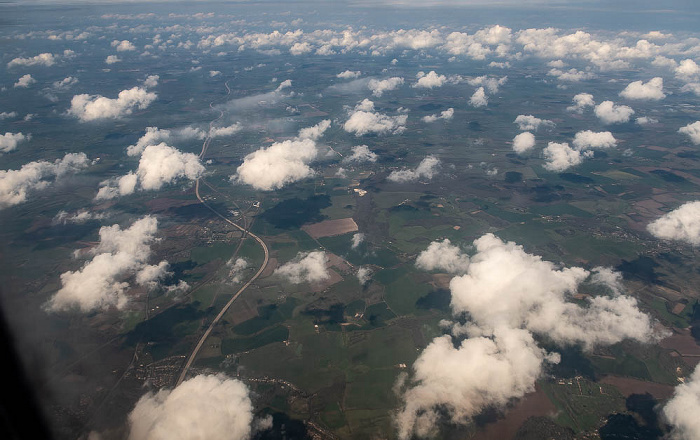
[
  {"left": 209, "top": 123, "right": 242, "bottom": 138},
  {"left": 679, "top": 121, "right": 700, "bottom": 145},
  {"left": 234, "top": 121, "right": 330, "bottom": 191},
  {"left": 0, "top": 132, "right": 30, "bottom": 153},
  {"left": 209, "top": 70, "right": 221, "bottom": 77},
  {"left": 274, "top": 251, "right": 329, "bottom": 284},
  {"left": 337, "top": 70, "right": 361, "bottom": 79},
  {"left": 351, "top": 232, "right": 364, "bottom": 249},
  {"left": 467, "top": 76, "right": 507, "bottom": 94},
  {"left": 52, "top": 76, "right": 79, "bottom": 90},
  {"left": 513, "top": 115, "right": 554, "bottom": 131},
  {"left": 368, "top": 77, "right": 404, "bottom": 97},
  {"left": 567, "top": 93, "right": 595, "bottom": 113},
  {"left": 276, "top": 79, "right": 292, "bottom": 91},
  {"left": 413, "top": 71, "right": 447, "bottom": 89},
  {"left": 512, "top": 132, "right": 535, "bottom": 154},
  {"left": 357, "top": 267, "right": 372, "bottom": 285},
  {"left": 344, "top": 101, "right": 407, "bottom": 136},
  {"left": 548, "top": 68, "right": 595, "bottom": 82},
  {"left": 0, "top": 153, "right": 90, "bottom": 208},
  {"left": 636, "top": 116, "right": 658, "bottom": 125},
  {"left": 53, "top": 209, "right": 106, "bottom": 225},
  {"left": 675, "top": 59, "right": 700, "bottom": 81},
  {"left": 619, "top": 77, "right": 665, "bottom": 101},
  {"left": 663, "top": 363, "right": 700, "bottom": 440},
  {"left": 46, "top": 216, "right": 173, "bottom": 312},
  {"left": 143, "top": 75, "right": 159, "bottom": 88},
  {"left": 469, "top": 87, "right": 488, "bottom": 107},
  {"left": 647, "top": 201, "right": 700, "bottom": 245},
  {"left": 344, "top": 145, "right": 378, "bottom": 163},
  {"left": 416, "top": 239, "right": 470, "bottom": 274},
  {"left": 14, "top": 74, "right": 36, "bottom": 88},
  {"left": 111, "top": 39, "right": 136, "bottom": 52},
  {"left": 388, "top": 155, "right": 440, "bottom": 183},
  {"left": 0, "top": 112, "right": 18, "bottom": 120},
  {"left": 7, "top": 52, "right": 57, "bottom": 68},
  {"left": 422, "top": 108, "right": 453, "bottom": 123},
  {"left": 68, "top": 86, "right": 157, "bottom": 122},
  {"left": 105, "top": 55, "right": 121, "bottom": 64},
  {"left": 227, "top": 258, "right": 248, "bottom": 283},
  {"left": 543, "top": 142, "right": 588, "bottom": 172},
  {"left": 572, "top": 130, "right": 617, "bottom": 150},
  {"left": 128, "top": 374, "right": 256, "bottom": 440},
  {"left": 594, "top": 100, "right": 634, "bottom": 124}
]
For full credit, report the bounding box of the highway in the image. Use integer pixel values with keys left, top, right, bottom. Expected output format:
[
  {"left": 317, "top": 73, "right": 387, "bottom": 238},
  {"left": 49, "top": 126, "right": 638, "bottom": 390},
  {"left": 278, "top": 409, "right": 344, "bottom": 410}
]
[{"left": 176, "top": 82, "right": 269, "bottom": 386}]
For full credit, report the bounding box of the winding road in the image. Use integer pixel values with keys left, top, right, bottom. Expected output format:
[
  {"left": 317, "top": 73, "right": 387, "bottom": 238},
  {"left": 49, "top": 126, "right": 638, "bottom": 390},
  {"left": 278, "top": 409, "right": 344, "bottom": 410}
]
[{"left": 176, "top": 82, "right": 269, "bottom": 386}]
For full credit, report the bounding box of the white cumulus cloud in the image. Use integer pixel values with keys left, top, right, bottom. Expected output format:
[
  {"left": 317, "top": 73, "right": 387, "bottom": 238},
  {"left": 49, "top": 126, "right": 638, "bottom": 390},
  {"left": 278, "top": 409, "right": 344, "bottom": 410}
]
[
  {"left": 422, "top": 108, "right": 454, "bottom": 123},
  {"left": 413, "top": 71, "right": 447, "bottom": 89},
  {"left": 128, "top": 374, "right": 259, "bottom": 440},
  {"left": 0, "top": 132, "right": 30, "bottom": 153},
  {"left": 387, "top": 155, "right": 440, "bottom": 183},
  {"left": 679, "top": 121, "right": 700, "bottom": 145},
  {"left": 344, "top": 145, "right": 378, "bottom": 163},
  {"left": 468, "top": 87, "right": 487, "bottom": 107},
  {"left": 512, "top": 132, "right": 535, "bottom": 154},
  {"left": 68, "top": 86, "right": 157, "bottom": 122},
  {"left": 415, "top": 239, "right": 470, "bottom": 274},
  {"left": 514, "top": 115, "right": 554, "bottom": 131},
  {"left": 14, "top": 74, "right": 36, "bottom": 88},
  {"left": 368, "top": 77, "right": 404, "bottom": 97},
  {"left": 274, "top": 250, "right": 329, "bottom": 284},
  {"left": 543, "top": 142, "right": 589, "bottom": 172},
  {"left": 567, "top": 93, "right": 595, "bottom": 113},
  {"left": 234, "top": 120, "right": 330, "bottom": 191},
  {"left": 594, "top": 100, "right": 635, "bottom": 124},
  {"left": 663, "top": 363, "right": 700, "bottom": 440},
  {"left": 112, "top": 39, "right": 136, "bottom": 52},
  {"left": 344, "top": 100, "right": 407, "bottom": 136},
  {"left": 619, "top": 77, "right": 665, "bottom": 101},
  {"left": 647, "top": 201, "right": 700, "bottom": 245},
  {"left": 0, "top": 153, "right": 90, "bottom": 209},
  {"left": 572, "top": 130, "right": 617, "bottom": 150},
  {"left": 337, "top": 70, "right": 361, "bottom": 79}
]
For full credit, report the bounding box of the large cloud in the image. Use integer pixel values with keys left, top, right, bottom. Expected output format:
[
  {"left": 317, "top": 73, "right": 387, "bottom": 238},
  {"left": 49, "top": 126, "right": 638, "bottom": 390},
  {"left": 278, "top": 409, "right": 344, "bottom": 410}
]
[
  {"left": 234, "top": 120, "right": 330, "bottom": 191},
  {"left": 344, "top": 100, "right": 407, "bottom": 136},
  {"left": 422, "top": 108, "right": 453, "bottom": 123},
  {"left": 68, "top": 86, "right": 157, "bottom": 122},
  {"left": 46, "top": 216, "right": 180, "bottom": 312},
  {"left": 647, "top": 201, "right": 700, "bottom": 245},
  {"left": 128, "top": 374, "right": 258, "bottom": 440},
  {"left": 594, "top": 101, "right": 635, "bottom": 124},
  {"left": 274, "top": 251, "right": 330, "bottom": 284},
  {"left": 398, "top": 234, "right": 659, "bottom": 439},
  {"left": 512, "top": 132, "right": 535, "bottom": 154},
  {"left": 0, "top": 132, "right": 30, "bottom": 153},
  {"left": 96, "top": 143, "right": 204, "bottom": 199},
  {"left": 387, "top": 155, "right": 440, "bottom": 183},
  {"left": 619, "top": 77, "right": 665, "bottom": 100},
  {"left": 514, "top": 115, "right": 554, "bottom": 131},
  {"left": 663, "top": 363, "right": 700, "bottom": 440},
  {"left": 0, "top": 153, "right": 90, "bottom": 208},
  {"left": 368, "top": 77, "right": 404, "bottom": 97},
  {"left": 679, "top": 121, "right": 700, "bottom": 145}
]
